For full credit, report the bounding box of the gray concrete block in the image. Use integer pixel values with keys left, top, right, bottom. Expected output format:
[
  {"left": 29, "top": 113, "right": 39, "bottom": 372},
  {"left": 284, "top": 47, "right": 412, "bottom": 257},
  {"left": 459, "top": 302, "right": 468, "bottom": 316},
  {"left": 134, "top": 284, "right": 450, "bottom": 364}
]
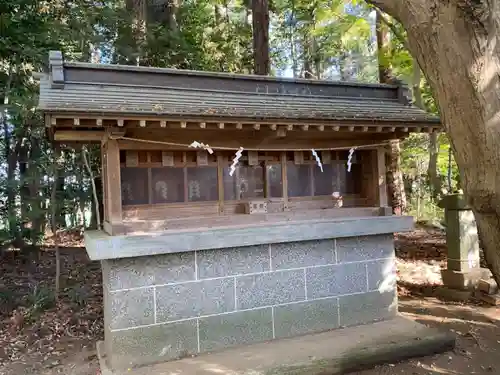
[
  {"left": 306, "top": 263, "right": 367, "bottom": 299},
  {"left": 199, "top": 308, "right": 273, "bottom": 352},
  {"left": 273, "top": 298, "right": 339, "bottom": 339},
  {"left": 336, "top": 235, "right": 394, "bottom": 263},
  {"left": 109, "top": 288, "right": 154, "bottom": 330},
  {"left": 271, "top": 240, "right": 335, "bottom": 270},
  {"left": 104, "top": 252, "right": 196, "bottom": 291},
  {"left": 236, "top": 270, "right": 305, "bottom": 309},
  {"left": 339, "top": 290, "right": 397, "bottom": 327},
  {"left": 196, "top": 245, "right": 269, "bottom": 279},
  {"left": 84, "top": 216, "right": 414, "bottom": 261},
  {"left": 156, "top": 278, "right": 235, "bottom": 322},
  {"left": 367, "top": 258, "right": 396, "bottom": 292},
  {"left": 108, "top": 320, "right": 198, "bottom": 369}
]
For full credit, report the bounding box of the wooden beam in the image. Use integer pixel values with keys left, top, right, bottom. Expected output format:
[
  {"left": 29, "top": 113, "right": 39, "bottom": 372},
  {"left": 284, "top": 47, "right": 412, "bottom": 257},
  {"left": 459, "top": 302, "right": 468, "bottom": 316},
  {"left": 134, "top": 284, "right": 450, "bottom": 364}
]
[
  {"left": 218, "top": 122, "right": 225, "bottom": 129},
  {"left": 377, "top": 147, "right": 388, "bottom": 207},
  {"left": 276, "top": 128, "right": 286, "bottom": 138},
  {"left": 217, "top": 154, "right": 224, "bottom": 214},
  {"left": 54, "top": 130, "right": 105, "bottom": 142},
  {"left": 160, "top": 120, "right": 167, "bottom": 128},
  {"left": 180, "top": 121, "right": 187, "bottom": 128},
  {"left": 102, "top": 138, "right": 122, "bottom": 230},
  {"left": 281, "top": 152, "right": 288, "bottom": 210},
  {"left": 50, "top": 116, "right": 57, "bottom": 126},
  {"left": 236, "top": 122, "right": 243, "bottom": 129},
  {"left": 117, "top": 119, "right": 124, "bottom": 127}
]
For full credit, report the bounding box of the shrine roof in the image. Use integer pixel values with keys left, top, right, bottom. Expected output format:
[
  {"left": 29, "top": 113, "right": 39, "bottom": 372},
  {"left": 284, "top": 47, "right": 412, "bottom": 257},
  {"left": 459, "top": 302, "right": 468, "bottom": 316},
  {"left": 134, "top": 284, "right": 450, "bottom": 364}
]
[{"left": 38, "top": 51, "right": 440, "bottom": 125}]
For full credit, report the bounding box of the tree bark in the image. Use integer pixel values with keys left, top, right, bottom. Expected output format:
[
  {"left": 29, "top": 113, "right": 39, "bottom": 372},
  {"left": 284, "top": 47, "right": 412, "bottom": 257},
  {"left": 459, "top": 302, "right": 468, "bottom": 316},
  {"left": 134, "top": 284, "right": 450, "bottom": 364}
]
[
  {"left": 252, "top": 0, "right": 270, "bottom": 75},
  {"left": 51, "top": 145, "right": 61, "bottom": 299},
  {"left": 375, "top": 9, "right": 406, "bottom": 215},
  {"left": 386, "top": 140, "right": 407, "bottom": 215},
  {"left": 369, "top": 0, "right": 500, "bottom": 285},
  {"left": 375, "top": 11, "right": 392, "bottom": 83},
  {"left": 411, "top": 57, "right": 442, "bottom": 199}
]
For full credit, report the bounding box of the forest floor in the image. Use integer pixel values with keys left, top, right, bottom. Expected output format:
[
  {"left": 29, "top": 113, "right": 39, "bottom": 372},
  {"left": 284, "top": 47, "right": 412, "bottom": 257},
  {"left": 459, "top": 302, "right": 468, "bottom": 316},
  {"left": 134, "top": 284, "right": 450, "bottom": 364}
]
[{"left": 0, "top": 226, "right": 499, "bottom": 375}]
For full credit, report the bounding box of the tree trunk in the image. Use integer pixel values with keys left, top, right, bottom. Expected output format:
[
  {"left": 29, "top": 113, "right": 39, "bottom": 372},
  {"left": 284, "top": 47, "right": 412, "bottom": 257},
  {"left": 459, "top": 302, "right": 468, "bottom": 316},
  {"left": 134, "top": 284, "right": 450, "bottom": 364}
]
[
  {"left": 375, "top": 9, "right": 406, "bottom": 214},
  {"left": 252, "top": 0, "right": 270, "bottom": 75},
  {"left": 369, "top": 0, "right": 500, "bottom": 285},
  {"left": 412, "top": 57, "right": 442, "bottom": 199},
  {"left": 51, "top": 145, "right": 61, "bottom": 299},
  {"left": 427, "top": 132, "right": 441, "bottom": 198},
  {"left": 82, "top": 148, "right": 101, "bottom": 230},
  {"left": 386, "top": 140, "right": 407, "bottom": 215},
  {"left": 375, "top": 11, "right": 392, "bottom": 83}
]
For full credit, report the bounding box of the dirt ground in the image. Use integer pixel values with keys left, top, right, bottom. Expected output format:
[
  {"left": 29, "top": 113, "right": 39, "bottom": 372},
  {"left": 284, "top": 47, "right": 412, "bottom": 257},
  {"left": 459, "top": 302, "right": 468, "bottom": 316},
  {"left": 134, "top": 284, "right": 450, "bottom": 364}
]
[{"left": 0, "top": 227, "right": 499, "bottom": 375}]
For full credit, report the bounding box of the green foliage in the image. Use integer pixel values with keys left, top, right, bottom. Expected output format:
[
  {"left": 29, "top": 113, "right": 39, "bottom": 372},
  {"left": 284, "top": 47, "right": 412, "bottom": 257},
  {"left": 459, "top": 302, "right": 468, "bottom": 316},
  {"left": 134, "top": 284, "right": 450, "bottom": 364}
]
[
  {"left": 25, "top": 283, "right": 56, "bottom": 318},
  {"left": 0, "top": 0, "right": 459, "bottom": 243}
]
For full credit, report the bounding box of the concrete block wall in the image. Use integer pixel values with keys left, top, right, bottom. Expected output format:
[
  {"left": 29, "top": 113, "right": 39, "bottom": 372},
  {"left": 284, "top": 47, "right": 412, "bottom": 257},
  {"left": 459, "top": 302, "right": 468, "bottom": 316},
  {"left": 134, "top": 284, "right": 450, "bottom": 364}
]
[{"left": 101, "top": 234, "right": 398, "bottom": 369}]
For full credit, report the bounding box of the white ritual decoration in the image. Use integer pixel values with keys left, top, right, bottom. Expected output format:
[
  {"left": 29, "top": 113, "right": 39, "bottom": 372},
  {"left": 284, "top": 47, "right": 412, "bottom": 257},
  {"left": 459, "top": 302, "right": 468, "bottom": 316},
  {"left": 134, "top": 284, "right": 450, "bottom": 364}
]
[
  {"left": 229, "top": 147, "right": 244, "bottom": 176},
  {"left": 155, "top": 180, "right": 168, "bottom": 200},
  {"left": 347, "top": 147, "right": 356, "bottom": 172},
  {"left": 189, "top": 141, "right": 214, "bottom": 154},
  {"left": 188, "top": 180, "right": 201, "bottom": 200},
  {"left": 311, "top": 149, "right": 323, "bottom": 172}
]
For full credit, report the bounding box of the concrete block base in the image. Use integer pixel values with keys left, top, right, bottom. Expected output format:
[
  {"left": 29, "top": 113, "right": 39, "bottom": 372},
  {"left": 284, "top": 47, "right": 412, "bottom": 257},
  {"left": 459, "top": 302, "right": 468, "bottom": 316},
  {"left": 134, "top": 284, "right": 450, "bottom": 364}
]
[
  {"left": 441, "top": 268, "right": 492, "bottom": 290},
  {"left": 96, "top": 316, "right": 455, "bottom": 375},
  {"left": 436, "top": 286, "right": 473, "bottom": 302},
  {"left": 102, "top": 234, "right": 399, "bottom": 369}
]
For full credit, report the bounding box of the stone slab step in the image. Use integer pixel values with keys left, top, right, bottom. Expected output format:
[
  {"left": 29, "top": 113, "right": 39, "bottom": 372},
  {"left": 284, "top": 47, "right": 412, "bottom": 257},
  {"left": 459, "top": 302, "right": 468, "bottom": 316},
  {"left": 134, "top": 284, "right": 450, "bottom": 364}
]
[
  {"left": 477, "top": 279, "right": 498, "bottom": 295},
  {"left": 475, "top": 290, "right": 500, "bottom": 306},
  {"left": 97, "top": 315, "right": 456, "bottom": 375}
]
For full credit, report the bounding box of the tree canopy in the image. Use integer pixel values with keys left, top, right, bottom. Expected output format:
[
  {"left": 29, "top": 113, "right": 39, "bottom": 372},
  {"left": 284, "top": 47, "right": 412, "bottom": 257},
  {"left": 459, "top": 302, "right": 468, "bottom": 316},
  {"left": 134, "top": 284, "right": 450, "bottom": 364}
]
[{"left": 1, "top": 0, "right": 460, "bottom": 267}]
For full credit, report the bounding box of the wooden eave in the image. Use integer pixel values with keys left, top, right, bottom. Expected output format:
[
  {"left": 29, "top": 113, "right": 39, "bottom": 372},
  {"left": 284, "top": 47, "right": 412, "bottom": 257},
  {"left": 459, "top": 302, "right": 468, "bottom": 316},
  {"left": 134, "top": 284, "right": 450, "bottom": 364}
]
[{"left": 40, "top": 50, "right": 442, "bottom": 144}]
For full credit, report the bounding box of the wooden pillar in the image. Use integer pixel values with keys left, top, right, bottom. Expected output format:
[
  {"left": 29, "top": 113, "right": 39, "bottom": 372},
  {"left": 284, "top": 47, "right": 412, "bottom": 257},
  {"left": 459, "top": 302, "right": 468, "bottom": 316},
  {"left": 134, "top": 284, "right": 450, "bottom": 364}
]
[
  {"left": 102, "top": 136, "right": 123, "bottom": 234},
  {"left": 281, "top": 152, "right": 288, "bottom": 210},
  {"left": 376, "top": 146, "right": 390, "bottom": 215}
]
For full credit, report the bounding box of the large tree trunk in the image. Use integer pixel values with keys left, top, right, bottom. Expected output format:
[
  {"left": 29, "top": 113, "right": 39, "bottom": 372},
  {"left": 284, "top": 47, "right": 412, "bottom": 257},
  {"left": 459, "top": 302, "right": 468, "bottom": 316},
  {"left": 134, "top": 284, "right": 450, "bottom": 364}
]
[
  {"left": 370, "top": 0, "right": 500, "bottom": 285},
  {"left": 252, "top": 0, "right": 270, "bottom": 75}
]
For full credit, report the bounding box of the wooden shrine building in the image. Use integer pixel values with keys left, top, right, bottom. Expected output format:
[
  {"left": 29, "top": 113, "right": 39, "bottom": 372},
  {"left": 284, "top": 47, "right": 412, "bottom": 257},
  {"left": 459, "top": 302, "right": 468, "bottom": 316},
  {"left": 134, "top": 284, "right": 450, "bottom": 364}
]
[{"left": 38, "top": 50, "right": 441, "bottom": 371}]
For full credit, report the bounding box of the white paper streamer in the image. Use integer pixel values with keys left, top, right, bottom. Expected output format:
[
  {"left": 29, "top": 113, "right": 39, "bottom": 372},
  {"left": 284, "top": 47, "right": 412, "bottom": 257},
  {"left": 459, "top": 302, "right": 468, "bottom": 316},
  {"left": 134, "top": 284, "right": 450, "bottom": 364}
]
[
  {"left": 229, "top": 147, "right": 244, "bottom": 176},
  {"left": 189, "top": 141, "right": 214, "bottom": 154},
  {"left": 311, "top": 149, "right": 323, "bottom": 172},
  {"left": 347, "top": 147, "right": 356, "bottom": 172}
]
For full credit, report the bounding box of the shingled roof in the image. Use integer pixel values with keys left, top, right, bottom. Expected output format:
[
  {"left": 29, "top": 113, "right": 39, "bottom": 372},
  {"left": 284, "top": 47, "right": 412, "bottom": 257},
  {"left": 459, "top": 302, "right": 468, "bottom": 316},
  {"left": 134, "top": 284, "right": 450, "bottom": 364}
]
[{"left": 38, "top": 51, "right": 440, "bottom": 125}]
